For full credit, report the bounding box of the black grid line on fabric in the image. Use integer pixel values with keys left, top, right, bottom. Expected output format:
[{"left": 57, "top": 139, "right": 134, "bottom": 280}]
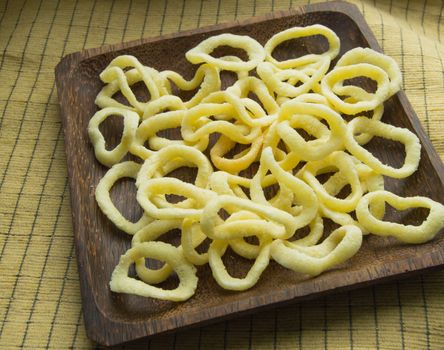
[
  {"left": 420, "top": 275, "right": 430, "bottom": 349},
  {"left": 234, "top": 0, "right": 239, "bottom": 19},
  {"left": 389, "top": 0, "right": 393, "bottom": 14},
  {"left": 421, "top": 0, "right": 427, "bottom": 34},
  {"left": 0, "top": 0, "right": 10, "bottom": 26},
  {"left": 433, "top": 41, "right": 444, "bottom": 87},
  {"left": 140, "top": 0, "right": 150, "bottom": 38},
  {"left": 45, "top": 228, "right": 75, "bottom": 349},
  {"left": 417, "top": 33, "right": 431, "bottom": 136},
  {"left": 71, "top": 307, "right": 83, "bottom": 350},
  {"left": 348, "top": 291, "right": 354, "bottom": 350},
  {"left": 177, "top": 0, "right": 185, "bottom": 32},
  {"left": 0, "top": 0, "right": 30, "bottom": 70},
  {"left": 196, "top": 0, "right": 203, "bottom": 28},
  {"left": 0, "top": 0, "right": 42, "bottom": 132},
  {"left": 438, "top": 0, "right": 443, "bottom": 42},
  {"left": 215, "top": 0, "right": 221, "bottom": 24},
  {"left": 102, "top": 0, "right": 116, "bottom": 46},
  {"left": 21, "top": 179, "right": 69, "bottom": 348},
  {"left": 0, "top": 0, "right": 63, "bottom": 259},
  {"left": 159, "top": 0, "right": 168, "bottom": 35},
  {"left": 121, "top": 0, "right": 133, "bottom": 42},
  {"left": 396, "top": 282, "right": 406, "bottom": 350},
  {"left": 372, "top": 287, "right": 380, "bottom": 350}
]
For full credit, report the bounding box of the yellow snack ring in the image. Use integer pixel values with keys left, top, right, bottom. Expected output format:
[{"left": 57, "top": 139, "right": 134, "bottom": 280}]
[
  {"left": 227, "top": 76, "right": 279, "bottom": 116},
  {"left": 95, "top": 161, "right": 152, "bottom": 235},
  {"left": 131, "top": 110, "right": 208, "bottom": 160},
  {"left": 302, "top": 151, "right": 363, "bottom": 213},
  {"left": 95, "top": 68, "right": 143, "bottom": 112},
  {"left": 277, "top": 101, "right": 347, "bottom": 161},
  {"left": 181, "top": 218, "right": 210, "bottom": 266},
  {"left": 289, "top": 214, "right": 324, "bottom": 247},
  {"left": 356, "top": 190, "right": 444, "bottom": 244},
  {"left": 260, "top": 147, "right": 319, "bottom": 232},
  {"left": 141, "top": 95, "right": 185, "bottom": 120},
  {"left": 209, "top": 238, "right": 272, "bottom": 291},
  {"left": 257, "top": 58, "right": 330, "bottom": 98},
  {"left": 321, "top": 63, "right": 390, "bottom": 114},
  {"left": 201, "top": 195, "right": 296, "bottom": 240},
  {"left": 185, "top": 33, "right": 265, "bottom": 72},
  {"left": 132, "top": 219, "right": 182, "bottom": 284},
  {"left": 97, "top": 55, "right": 167, "bottom": 113},
  {"left": 336, "top": 47, "right": 402, "bottom": 96},
  {"left": 160, "top": 63, "right": 221, "bottom": 108},
  {"left": 344, "top": 117, "right": 421, "bottom": 178},
  {"left": 210, "top": 133, "right": 263, "bottom": 173},
  {"left": 88, "top": 107, "right": 139, "bottom": 167},
  {"left": 271, "top": 225, "right": 362, "bottom": 276},
  {"left": 137, "top": 177, "right": 216, "bottom": 220},
  {"left": 137, "top": 144, "right": 213, "bottom": 188},
  {"left": 264, "top": 24, "right": 340, "bottom": 69},
  {"left": 110, "top": 242, "right": 198, "bottom": 301},
  {"left": 182, "top": 102, "right": 261, "bottom": 144}
]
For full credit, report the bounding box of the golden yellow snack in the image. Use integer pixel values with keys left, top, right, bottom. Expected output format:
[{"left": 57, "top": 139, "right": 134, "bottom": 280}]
[
  {"left": 321, "top": 63, "right": 390, "bottom": 114},
  {"left": 110, "top": 242, "right": 198, "bottom": 301},
  {"left": 88, "top": 107, "right": 139, "bottom": 167},
  {"left": 96, "top": 55, "right": 167, "bottom": 114},
  {"left": 160, "top": 63, "right": 221, "bottom": 108},
  {"left": 185, "top": 33, "right": 265, "bottom": 71},
  {"left": 277, "top": 101, "right": 347, "bottom": 161},
  {"left": 356, "top": 191, "right": 444, "bottom": 244},
  {"left": 302, "top": 151, "right": 363, "bottom": 213},
  {"left": 270, "top": 225, "right": 362, "bottom": 276},
  {"left": 344, "top": 117, "right": 421, "bottom": 178},
  {"left": 264, "top": 24, "right": 340, "bottom": 69},
  {"left": 209, "top": 238, "right": 272, "bottom": 291},
  {"left": 95, "top": 161, "right": 152, "bottom": 235},
  {"left": 257, "top": 57, "right": 330, "bottom": 98}
]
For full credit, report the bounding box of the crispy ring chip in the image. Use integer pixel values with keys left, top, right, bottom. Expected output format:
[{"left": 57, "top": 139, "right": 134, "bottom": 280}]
[
  {"left": 344, "top": 117, "right": 421, "bottom": 178},
  {"left": 336, "top": 47, "right": 402, "bottom": 96},
  {"left": 257, "top": 58, "right": 330, "bottom": 98},
  {"left": 132, "top": 219, "right": 182, "bottom": 284},
  {"left": 356, "top": 191, "right": 444, "bottom": 243},
  {"left": 264, "top": 24, "right": 340, "bottom": 69},
  {"left": 277, "top": 101, "right": 347, "bottom": 161},
  {"left": 96, "top": 55, "right": 167, "bottom": 114},
  {"left": 95, "top": 161, "right": 152, "bottom": 235},
  {"left": 302, "top": 151, "right": 363, "bottom": 213},
  {"left": 161, "top": 63, "right": 221, "bottom": 108},
  {"left": 185, "top": 33, "right": 266, "bottom": 72},
  {"left": 321, "top": 63, "right": 390, "bottom": 114},
  {"left": 209, "top": 238, "right": 272, "bottom": 291},
  {"left": 110, "top": 242, "right": 198, "bottom": 301},
  {"left": 271, "top": 225, "right": 362, "bottom": 276},
  {"left": 88, "top": 107, "right": 139, "bottom": 167}
]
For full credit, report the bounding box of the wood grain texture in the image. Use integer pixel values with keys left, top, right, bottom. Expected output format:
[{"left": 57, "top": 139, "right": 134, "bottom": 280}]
[{"left": 55, "top": 1, "right": 444, "bottom": 347}]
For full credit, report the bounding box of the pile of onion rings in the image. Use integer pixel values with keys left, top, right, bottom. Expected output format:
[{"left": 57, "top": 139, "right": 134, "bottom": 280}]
[{"left": 88, "top": 24, "right": 444, "bottom": 301}]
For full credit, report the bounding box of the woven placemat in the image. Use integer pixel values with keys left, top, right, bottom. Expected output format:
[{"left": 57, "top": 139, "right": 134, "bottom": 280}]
[{"left": 0, "top": 0, "right": 443, "bottom": 348}]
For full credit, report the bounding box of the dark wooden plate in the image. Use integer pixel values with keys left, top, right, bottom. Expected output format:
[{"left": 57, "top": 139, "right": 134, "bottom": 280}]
[{"left": 55, "top": 1, "right": 444, "bottom": 347}]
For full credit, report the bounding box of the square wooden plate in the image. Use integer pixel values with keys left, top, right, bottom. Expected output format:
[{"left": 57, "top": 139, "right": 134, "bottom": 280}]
[{"left": 55, "top": 1, "right": 444, "bottom": 347}]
